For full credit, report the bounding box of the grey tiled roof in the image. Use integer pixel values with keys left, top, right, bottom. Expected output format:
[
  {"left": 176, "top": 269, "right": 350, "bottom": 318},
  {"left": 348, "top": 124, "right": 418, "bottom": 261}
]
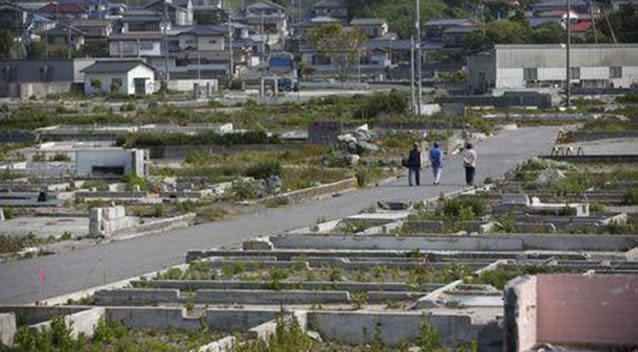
[{"left": 81, "top": 60, "right": 155, "bottom": 74}]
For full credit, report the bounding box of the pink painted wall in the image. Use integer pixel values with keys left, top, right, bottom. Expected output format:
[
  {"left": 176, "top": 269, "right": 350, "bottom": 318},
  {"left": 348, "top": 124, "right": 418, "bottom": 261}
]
[{"left": 537, "top": 274, "right": 638, "bottom": 346}]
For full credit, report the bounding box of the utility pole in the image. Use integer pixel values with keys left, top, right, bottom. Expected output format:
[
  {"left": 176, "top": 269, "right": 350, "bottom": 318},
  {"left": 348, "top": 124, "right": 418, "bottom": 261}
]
[
  {"left": 227, "top": 12, "right": 234, "bottom": 85},
  {"left": 415, "top": 0, "right": 422, "bottom": 116},
  {"left": 410, "top": 36, "right": 416, "bottom": 113},
  {"left": 565, "top": 0, "right": 571, "bottom": 108},
  {"left": 197, "top": 50, "right": 201, "bottom": 80},
  {"left": 162, "top": 0, "right": 170, "bottom": 83}
]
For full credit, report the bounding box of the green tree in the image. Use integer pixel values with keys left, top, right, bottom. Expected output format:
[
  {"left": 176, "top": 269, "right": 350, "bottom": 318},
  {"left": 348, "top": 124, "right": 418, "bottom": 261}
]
[
  {"left": 347, "top": 0, "right": 450, "bottom": 38},
  {"left": 309, "top": 23, "right": 367, "bottom": 80},
  {"left": 598, "top": 4, "right": 638, "bottom": 43},
  {"left": 28, "top": 41, "right": 47, "bottom": 59},
  {"left": 530, "top": 22, "right": 564, "bottom": 44},
  {"left": 0, "top": 30, "right": 14, "bottom": 58}
]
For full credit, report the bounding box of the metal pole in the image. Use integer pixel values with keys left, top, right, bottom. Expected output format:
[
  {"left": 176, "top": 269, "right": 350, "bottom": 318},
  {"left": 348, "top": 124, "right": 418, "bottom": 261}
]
[
  {"left": 410, "top": 36, "right": 416, "bottom": 113},
  {"left": 162, "top": 1, "right": 170, "bottom": 83},
  {"left": 358, "top": 49, "right": 361, "bottom": 82},
  {"left": 565, "top": 0, "right": 571, "bottom": 108},
  {"left": 197, "top": 50, "right": 201, "bottom": 80},
  {"left": 228, "top": 13, "right": 234, "bottom": 85},
  {"left": 416, "top": 0, "right": 422, "bottom": 116}
]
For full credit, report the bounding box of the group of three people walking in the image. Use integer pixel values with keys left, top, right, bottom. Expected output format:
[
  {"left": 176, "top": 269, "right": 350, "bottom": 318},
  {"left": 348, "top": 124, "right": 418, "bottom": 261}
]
[{"left": 405, "top": 142, "right": 477, "bottom": 187}]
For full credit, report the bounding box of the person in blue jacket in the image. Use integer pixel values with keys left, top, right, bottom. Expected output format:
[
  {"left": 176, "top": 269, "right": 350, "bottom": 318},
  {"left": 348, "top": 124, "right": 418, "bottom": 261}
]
[{"left": 429, "top": 142, "right": 443, "bottom": 185}]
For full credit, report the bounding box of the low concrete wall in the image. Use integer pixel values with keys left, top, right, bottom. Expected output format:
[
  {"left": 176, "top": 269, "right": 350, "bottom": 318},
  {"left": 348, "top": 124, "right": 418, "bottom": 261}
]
[
  {"left": 31, "top": 307, "right": 105, "bottom": 339},
  {"left": 566, "top": 131, "right": 638, "bottom": 142},
  {"left": 0, "top": 306, "right": 90, "bottom": 325},
  {"left": 541, "top": 155, "right": 638, "bottom": 163},
  {"left": 115, "top": 213, "right": 196, "bottom": 237},
  {"left": 76, "top": 191, "right": 148, "bottom": 201},
  {"left": 0, "top": 313, "right": 16, "bottom": 347},
  {"left": 107, "top": 307, "right": 201, "bottom": 331},
  {"left": 107, "top": 307, "right": 278, "bottom": 333},
  {"left": 95, "top": 288, "right": 179, "bottom": 305},
  {"left": 259, "top": 178, "right": 357, "bottom": 205},
  {"left": 269, "top": 234, "right": 638, "bottom": 251},
  {"left": 96, "top": 288, "right": 351, "bottom": 305},
  {"left": 195, "top": 289, "right": 351, "bottom": 305},
  {"left": 402, "top": 220, "right": 488, "bottom": 234},
  {"left": 308, "top": 311, "right": 477, "bottom": 347},
  {"left": 132, "top": 280, "right": 442, "bottom": 293}
]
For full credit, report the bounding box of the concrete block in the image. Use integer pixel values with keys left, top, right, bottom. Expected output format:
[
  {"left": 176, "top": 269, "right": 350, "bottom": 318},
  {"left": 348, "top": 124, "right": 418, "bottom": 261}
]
[
  {"left": 31, "top": 307, "right": 105, "bottom": 339},
  {"left": 625, "top": 247, "right": 638, "bottom": 261},
  {"left": 205, "top": 308, "right": 278, "bottom": 332},
  {"left": 501, "top": 194, "right": 530, "bottom": 206},
  {"left": 242, "top": 237, "right": 274, "bottom": 250},
  {"left": 195, "top": 289, "right": 351, "bottom": 305},
  {"left": 0, "top": 313, "right": 16, "bottom": 347},
  {"left": 107, "top": 307, "right": 201, "bottom": 331},
  {"left": 198, "top": 336, "right": 236, "bottom": 352}
]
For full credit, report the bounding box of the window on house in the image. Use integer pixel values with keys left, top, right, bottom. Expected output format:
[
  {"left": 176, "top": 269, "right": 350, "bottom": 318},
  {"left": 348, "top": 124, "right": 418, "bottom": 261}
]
[
  {"left": 523, "top": 68, "right": 538, "bottom": 81},
  {"left": 209, "top": 40, "right": 217, "bottom": 44},
  {"left": 140, "top": 42, "right": 154, "bottom": 50},
  {"left": 569, "top": 67, "right": 580, "bottom": 80},
  {"left": 610, "top": 66, "right": 622, "bottom": 79}
]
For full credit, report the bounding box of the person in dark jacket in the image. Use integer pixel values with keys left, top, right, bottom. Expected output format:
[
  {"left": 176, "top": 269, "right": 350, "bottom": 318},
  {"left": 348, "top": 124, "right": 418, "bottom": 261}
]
[
  {"left": 407, "top": 143, "right": 422, "bottom": 186},
  {"left": 429, "top": 142, "right": 443, "bottom": 185}
]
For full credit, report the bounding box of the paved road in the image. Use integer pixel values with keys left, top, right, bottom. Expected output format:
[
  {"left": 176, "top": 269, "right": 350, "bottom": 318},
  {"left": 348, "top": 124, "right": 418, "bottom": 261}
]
[{"left": 0, "top": 127, "right": 558, "bottom": 304}]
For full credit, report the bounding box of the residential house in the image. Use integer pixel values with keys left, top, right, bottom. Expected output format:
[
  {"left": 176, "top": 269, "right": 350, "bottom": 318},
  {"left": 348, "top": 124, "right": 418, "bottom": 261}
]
[
  {"left": 144, "top": 0, "right": 193, "bottom": 26},
  {"left": 350, "top": 18, "right": 388, "bottom": 38},
  {"left": 528, "top": 12, "right": 593, "bottom": 39},
  {"left": 467, "top": 44, "right": 638, "bottom": 93},
  {"left": 0, "top": 58, "right": 95, "bottom": 98},
  {"left": 109, "top": 32, "right": 163, "bottom": 57},
  {"left": 530, "top": 0, "right": 593, "bottom": 16},
  {"left": 71, "top": 19, "right": 113, "bottom": 56},
  {"left": 312, "top": 0, "right": 347, "bottom": 22},
  {"left": 37, "top": 2, "right": 88, "bottom": 20},
  {"left": 44, "top": 25, "right": 86, "bottom": 55},
  {"left": 82, "top": 60, "right": 156, "bottom": 95},
  {"left": 192, "top": 0, "right": 225, "bottom": 24},
  {"left": 72, "top": 18, "right": 113, "bottom": 37},
  {"left": 238, "top": 0, "right": 288, "bottom": 45},
  {"left": 424, "top": 18, "right": 477, "bottom": 42},
  {"left": 441, "top": 26, "right": 479, "bottom": 47},
  {"left": 119, "top": 9, "right": 163, "bottom": 32},
  {"left": 0, "top": 1, "right": 30, "bottom": 36}
]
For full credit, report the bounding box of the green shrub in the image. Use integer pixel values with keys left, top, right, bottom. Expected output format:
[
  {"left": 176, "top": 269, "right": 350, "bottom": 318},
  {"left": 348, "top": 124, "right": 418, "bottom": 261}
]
[
  {"left": 352, "top": 90, "right": 408, "bottom": 119},
  {"left": 50, "top": 153, "right": 71, "bottom": 162},
  {"left": 355, "top": 168, "right": 369, "bottom": 187},
  {"left": 231, "top": 315, "right": 313, "bottom": 352},
  {"left": 244, "top": 160, "right": 282, "bottom": 179},
  {"left": 231, "top": 179, "right": 258, "bottom": 200},
  {"left": 122, "top": 174, "right": 147, "bottom": 191},
  {"left": 623, "top": 188, "right": 638, "bottom": 205},
  {"left": 120, "top": 102, "right": 136, "bottom": 112},
  {"left": 416, "top": 318, "right": 443, "bottom": 352}
]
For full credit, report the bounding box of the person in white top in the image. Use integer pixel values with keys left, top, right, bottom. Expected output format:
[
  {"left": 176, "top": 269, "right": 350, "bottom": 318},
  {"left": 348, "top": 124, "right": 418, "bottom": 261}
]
[{"left": 463, "top": 143, "right": 477, "bottom": 186}]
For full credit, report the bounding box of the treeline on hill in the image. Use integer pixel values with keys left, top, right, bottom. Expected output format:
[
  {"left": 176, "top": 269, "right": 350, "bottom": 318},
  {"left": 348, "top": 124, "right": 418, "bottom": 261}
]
[
  {"left": 117, "top": 130, "right": 281, "bottom": 148},
  {"left": 344, "top": 0, "right": 637, "bottom": 46}
]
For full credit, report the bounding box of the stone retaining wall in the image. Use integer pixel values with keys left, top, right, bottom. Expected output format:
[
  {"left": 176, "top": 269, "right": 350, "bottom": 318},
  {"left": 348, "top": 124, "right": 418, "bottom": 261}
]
[{"left": 269, "top": 234, "right": 638, "bottom": 251}]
